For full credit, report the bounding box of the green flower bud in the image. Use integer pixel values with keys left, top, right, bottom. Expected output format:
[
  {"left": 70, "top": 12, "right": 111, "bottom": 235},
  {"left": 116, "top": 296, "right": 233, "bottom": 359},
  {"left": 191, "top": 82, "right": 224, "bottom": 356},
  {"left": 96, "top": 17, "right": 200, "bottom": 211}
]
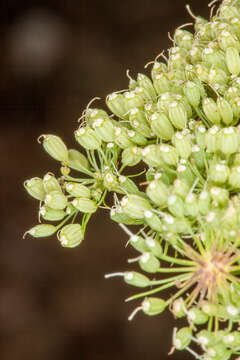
[
  {"left": 196, "top": 330, "right": 216, "bottom": 348},
  {"left": 229, "top": 166, "right": 240, "bottom": 188},
  {"left": 217, "top": 97, "right": 234, "bottom": 126},
  {"left": 121, "top": 194, "right": 152, "bottom": 219},
  {"left": 139, "top": 252, "right": 160, "bottom": 273},
  {"left": 171, "top": 298, "right": 185, "bottom": 318},
  {"left": 188, "top": 307, "right": 208, "bottom": 325},
  {"left": 151, "top": 61, "right": 168, "bottom": 79},
  {"left": 127, "top": 129, "right": 147, "bottom": 146},
  {"left": 41, "top": 134, "right": 68, "bottom": 162},
  {"left": 85, "top": 108, "right": 109, "bottom": 126},
  {"left": 183, "top": 81, "right": 201, "bottom": 107},
  {"left": 226, "top": 47, "right": 240, "bottom": 76},
  {"left": 184, "top": 193, "right": 199, "bottom": 217},
  {"left": 145, "top": 236, "right": 162, "bottom": 258},
  {"left": 173, "top": 178, "right": 190, "bottom": 199},
  {"left": 206, "top": 344, "right": 231, "bottom": 360},
  {"left": 146, "top": 180, "right": 168, "bottom": 207},
  {"left": 189, "top": 45, "right": 203, "bottom": 64},
  {"left": 106, "top": 92, "right": 127, "bottom": 119},
  {"left": 129, "top": 108, "right": 152, "bottom": 137},
  {"left": 129, "top": 234, "right": 149, "bottom": 253},
  {"left": 150, "top": 112, "right": 174, "bottom": 140},
  {"left": 205, "top": 126, "right": 220, "bottom": 152},
  {"left": 142, "top": 297, "right": 166, "bottom": 316},
  {"left": 124, "top": 271, "right": 150, "bottom": 287},
  {"left": 24, "top": 177, "right": 46, "bottom": 201},
  {"left": 169, "top": 101, "right": 188, "bottom": 129},
  {"left": 233, "top": 152, "right": 240, "bottom": 166},
  {"left": 58, "top": 224, "right": 83, "bottom": 248},
  {"left": 118, "top": 176, "right": 139, "bottom": 195},
  {"left": 218, "top": 30, "right": 240, "bottom": 52},
  {"left": 114, "top": 126, "right": 134, "bottom": 149},
  {"left": 209, "top": 163, "right": 230, "bottom": 184},
  {"left": 202, "top": 98, "right": 221, "bottom": 125},
  {"left": 102, "top": 170, "right": 119, "bottom": 191},
  {"left": 45, "top": 190, "right": 68, "bottom": 210},
  {"left": 67, "top": 149, "right": 90, "bottom": 172},
  {"left": 75, "top": 127, "right": 101, "bottom": 150},
  {"left": 195, "top": 63, "right": 209, "bottom": 82},
  {"left": 162, "top": 214, "right": 190, "bottom": 233},
  {"left": 218, "top": 127, "right": 239, "bottom": 155},
  {"left": 65, "top": 182, "right": 90, "bottom": 198},
  {"left": 223, "top": 332, "right": 240, "bottom": 348},
  {"left": 142, "top": 145, "right": 164, "bottom": 167},
  {"left": 172, "top": 132, "right": 192, "bottom": 159},
  {"left": 92, "top": 117, "right": 115, "bottom": 142},
  {"left": 168, "top": 195, "right": 184, "bottom": 218},
  {"left": 177, "top": 163, "right": 195, "bottom": 186},
  {"left": 157, "top": 92, "right": 174, "bottom": 114},
  {"left": 26, "top": 224, "right": 57, "bottom": 238},
  {"left": 219, "top": 3, "right": 239, "bottom": 18},
  {"left": 174, "top": 29, "right": 193, "bottom": 50},
  {"left": 210, "top": 187, "right": 229, "bottom": 206},
  {"left": 198, "top": 190, "right": 210, "bottom": 215},
  {"left": 110, "top": 207, "right": 144, "bottom": 226},
  {"left": 43, "top": 173, "right": 62, "bottom": 193},
  {"left": 121, "top": 146, "right": 141, "bottom": 167},
  {"left": 153, "top": 73, "right": 170, "bottom": 94},
  {"left": 144, "top": 210, "right": 162, "bottom": 232},
  {"left": 159, "top": 144, "right": 178, "bottom": 166},
  {"left": 39, "top": 206, "right": 65, "bottom": 221},
  {"left": 72, "top": 197, "right": 97, "bottom": 213},
  {"left": 195, "top": 123, "right": 206, "bottom": 149},
  {"left": 174, "top": 327, "right": 192, "bottom": 350},
  {"left": 208, "top": 66, "right": 228, "bottom": 86},
  {"left": 169, "top": 52, "right": 187, "bottom": 71},
  {"left": 137, "top": 73, "right": 156, "bottom": 100},
  {"left": 191, "top": 145, "right": 205, "bottom": 169}
]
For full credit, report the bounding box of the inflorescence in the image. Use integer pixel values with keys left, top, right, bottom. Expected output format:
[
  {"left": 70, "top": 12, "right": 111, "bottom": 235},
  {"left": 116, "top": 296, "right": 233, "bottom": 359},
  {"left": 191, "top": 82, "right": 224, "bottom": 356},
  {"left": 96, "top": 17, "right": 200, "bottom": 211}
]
[{"left": 24, "top": 0, "right": 240, "bottom": 358}]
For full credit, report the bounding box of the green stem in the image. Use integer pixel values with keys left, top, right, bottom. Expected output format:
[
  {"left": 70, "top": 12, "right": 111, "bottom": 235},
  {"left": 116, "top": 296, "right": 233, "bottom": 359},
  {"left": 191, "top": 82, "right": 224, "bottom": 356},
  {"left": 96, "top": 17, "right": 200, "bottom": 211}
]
[
  {"left": 159, "top": 253, "right": 195, "bottom": 266},
  {"left": 157, "top": 266, "right": 196, "bottom": 273}
]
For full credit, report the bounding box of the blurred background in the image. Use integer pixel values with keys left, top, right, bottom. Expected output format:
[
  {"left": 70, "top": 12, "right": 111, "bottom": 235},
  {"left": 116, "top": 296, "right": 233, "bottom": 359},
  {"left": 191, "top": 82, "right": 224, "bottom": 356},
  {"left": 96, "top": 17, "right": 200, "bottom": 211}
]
[{"left": 1, "top": 0, "right": 210, "bottom": 359}]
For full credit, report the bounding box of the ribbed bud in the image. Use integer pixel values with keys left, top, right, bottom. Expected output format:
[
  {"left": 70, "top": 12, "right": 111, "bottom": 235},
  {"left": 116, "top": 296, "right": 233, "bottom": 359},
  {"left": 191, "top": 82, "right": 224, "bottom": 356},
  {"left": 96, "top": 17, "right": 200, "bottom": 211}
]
[
  {"left": 205, "top": 126, "right": 220, "bottom": 152},
  {"left": 43, "top": 173, "right": 62, "bottom": 193},
  {"left": 218, "top": 30, "right": 240, "bottom": 52},
  {"left": 39, "top": 206, "right": 65, "bottom": 221},
  {"left": 92, "top": 117, "right": 115, "bottom": 142},
  {"left": 229, "top": 166, "right": 240, "bottom": 188},
  {"left": 123, "top": 91, "right": 144, "bottom": 111},
  {"left": 75, "top": 127, "right": 102, "bottom": 150},
  {"left": 217, "top": 97, "right": 234, "bottom": 126},
  {"left": 187, "top": 307, "right": 208, "bottom": 325},
  {"left": 103, "top": 170, "right": 119, "bottom": 191},
  {"left": 169, "top": 101, "right": 188, "bottom": 129},
  {"left": 150, "top": 112, "right": 174, "bottom": 140},
  {"left": 173, "top": 179, "right": 190, "bottom": 199},
  {"left": 58, "top": 224, "right": 83, "bottom": 248},
  {"left": 198, "top": 190, "right": 210, "bottom": 215},
  {"left": 129, "top": 108, "right": 152, "bottom": 137},
  {"left": 106, "top": 92, "right": 126, "bottom": 119},
  {"left": 72, "top": 198, "right": 97, "bottom": 213},
  {"left": 127, "top": 130, "right": 147, "bottom": 146},
  {"left": 110, "top": 207, "right": 144, "bottom": 226},
  {"left": 174, "top": 327, "right": 192, "bottom": 350},
  {"left": 114, "top": 127, "right": 134, "bottom": 149},
  {"left": 146, "top": 180, "right": 168, "bottom": 207},
  {"left": 142, "top": 145, "right": 164, "bottom": 167},
  {"left": 121, "top": 147, "right": 141, "bottom": 167},
  {"left": 145, "top": 237, "right": 162, "bottom": 258},
  {"left": 218, "top": 127, "right": 239, "bottom": 155},
  {"left": 159, "top": 144, "right": 178, "bottom": 166},
  {"left": 41, "top": 135, "right": 68, "bottom": 162},
  {"left": 202, "top": 98, "right": 221, "bottom": 125},
  {"left": 174, "top": 29, "right": 193, "bottom": 50},
  {"left": 183, "top": 81, "right": 201, "bottom": 107},
  {"left": 172, "top": 132, "right": 192, "bottom": 159},
  {"left": 26, "top": 224, "right": 57, "bottom": 238},
  {"left": 24, "top": 177, "right": 46, "bottom": 201},
  {"left": 124, "top": 271, "right": 150, "bottom": 287},
  {"left": 142, "top": 297, "right": 166, "bottom": 316},
  {"left": 65, "top": 182, "right": 90, "bottom": 198},
  {"left": 45, "top": 190, "right": 68, "bottom": 210},
  {"left": 209, "top": 163, "right": 230, "bottom": 184},
  {"left": 121, "top": 194, "right": 152, "bottom": 219},
  {"left": 226, "top": 47, "right": 240, "bottom": 76},
  {"left": 67, "top": 149, "right": 90, "bottom": 172},
  {"left": 168, "top": 195, "right": 184, "bottom": 218},
  {"left": 153, "top": 73, "right": 170, "bottom": 94},
  {"left": 139, "top": 252, "right": 160, "bottom": 273},
  {"left": 118, "top": 176, "right": 140, "bottom": 195},
  {"left": 137, "top": 73, "right": 156, "bottom": 100},
  {"left": 171, "top": 298, "right": 185, "bottom": 318},
  {"left": 144, "top": 210, "right": 162, "bottom": 232},
  {"left": 210, "top": 186, "right": 229, "bottom": 206},
  {"left": 184, "top": 193, "right": 199, "bottom": 217},
  {"left": 129, "top": 234, "right": 148, "bottom": 253}
]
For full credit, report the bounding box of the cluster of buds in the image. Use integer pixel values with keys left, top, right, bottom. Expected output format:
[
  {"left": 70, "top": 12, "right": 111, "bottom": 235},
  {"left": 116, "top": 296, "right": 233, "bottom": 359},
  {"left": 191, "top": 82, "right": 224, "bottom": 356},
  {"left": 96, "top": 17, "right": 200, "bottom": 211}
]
[{"left": 24, "top": 0, "right": 240, "bottom": 359}]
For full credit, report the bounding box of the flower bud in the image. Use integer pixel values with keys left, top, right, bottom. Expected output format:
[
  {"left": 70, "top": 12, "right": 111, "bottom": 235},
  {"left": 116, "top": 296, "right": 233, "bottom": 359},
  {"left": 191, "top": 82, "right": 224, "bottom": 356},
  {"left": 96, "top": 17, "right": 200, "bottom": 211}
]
[
  {"left": 163, "top": 214, "right": 190, "bottom": 234},
  {"left": 114, "top": 126, "right": 134, "bottom": 149},
  {"left": 121, "top": 194, "right": 152, "bottom": 219},
  {"left": 41, "top": 134, "right": 68, "bottom": 162},
  {"left": 75, "top": 127, "right": 102, "bottom": 150},
  {"left": 72, "top": 198, "right": 97, "bottom": 213},
  {"left": 45, "top": 190, "right": 68, "bottom": 210},
  {"left": 226, "top": 47, "right": 240, "bottom": 76},
  {"left": 174, "top": 29, "right": 193, "bottom": 50},
  {"left": 26, "top": 224, "right": 57, "bottom": 238},
  {"left": 209, "top": 163, "right": 230, "bottom": 184},
  {"left": 196, "top": 330, "right": 215, "bottom": 347},
  {"left": 124, "top": 271, "right": 150, "bottom": 287},
  {"left": 92, "top": 117, "right": 115, "bottom": 142},
  {"left": 43, "top": 173, "right": 62, "bottom": 193},
  {"left": 168, "top": 195, "right": 184, "bottom": 218},
  {"left": 174, "top": 327, "right": 192, "bottom": 350},
  {"left": 67, "top": 149, "right": 90, "bottom": 172},
  {"left": 129, "top": 108, "right": 152, "bottom": 137},
  {"left": 118, "top": 176, "right": 140, "bottom": 195},
  {"left": 210, "top": 186, "right": 229, "bottom": 206},
  {"left": 121, "top": 147, "right": 141, "bottom": 167},
  {"left": 217, "top": 97, "right": 234, "bottom": 126},
  {"left": 183, "top": 81, "right": 201, "bottom": 107},
  {"left": 198, "top": 190, "right": 210, "bottom": 215},
  {"left": 139, "top": 252, "right": 160, "bottom": 273},
  {"left": 184, "top": 193, "right": 199, "bottom": 217},
  {"left": 137, "top": 73, "right": 156, "bottom": 100},
  {"left": 153, "top": 73, "right": 170, "bottom": 94},
  {"left": 202, "top": 98, "right": 221, "bottom": 125},
  {"left": 172, "top": 132, "right": 192, "bottom": 159},
  {"left": 218, "top": 30, "right": 240, "bottom": 52},
  {"left": 195, "top": 63, "right": 209, "bottom": 82},
  {"left": 229, "top": 166, "right": 240, "bottom": 188},
  {"left": 206, "top": 344, "right": 231, "bottom": 360},
  {"left": 188, "top": 307, "right": 208, "bottom": 325},
  {"left": 142, "top": 145, "right": 164, "bottom": 167},
  {"left": 169, "top": 101, "right": 188, "bottom": 129},
  {"left": 129, "top": 234, "right": 148, "bottom": 253},
  {"left": 65, "top": 182, "right": 91, "bottom": 198},
  {"left": 150, "top": 112, "right": 174, "bottom": 140},
  {"left": 171, "top": 298, "right": 185, "bottom": 318},
  {"left": 103, "top": 170, "right": 119, "bottom": 191},
  {"left": 24, "top": 177, "right": 46, "bottom": 201},
  {"left": 177, "top": 163, "right": 195, "bottom": 186},
  {"left": 85, "top": 108, "right": 109, "bottom": 126},
  {"left": 106, "top": 92, "right": 127, "bottom": 119},
  {"left": 110, "top": 207, "right": 144, "bottom": 226},
  {"left": 223, "top": 332, "right": 240, "bottom": 348},
  {"left": 146, "top": 180, "right": 168, "bottom": 207},
  {"left": 173, "top": 179, "right": 190, "bottom": 199},
  {"left": 157, "top": 92, "right": 173, "bottom": 114},
  {"left": 58, "top": 224, "right": 83, "bottom": 248},
  {"left": 194, "top": 123, "right": 206, "bottom": 149},
  {"left": 142, "top": 297, "right": 166, "bottom": 316},
  {"left": 39, "top": 206, "right": 65, "bottom": 221},
  {"left": 218, "top": 127, "right": 239, "bottom": 155},
  {"left": 151, "top": 61, "right": 168, "bottom": 79},
  {"left": 205, "top": 126, "right": 220, "bottom": 152},
  {"left": 127, "top": 130, "right": 147, "bottom": 146},
  {"left": 145, "top": 237, "right": 162, "bottom": 258},
  {"left": 159, "top": 144, "right": 178, "bottom": 166},
  {"left": 144, "top": 211, "right": 162, "bottom": 232}
]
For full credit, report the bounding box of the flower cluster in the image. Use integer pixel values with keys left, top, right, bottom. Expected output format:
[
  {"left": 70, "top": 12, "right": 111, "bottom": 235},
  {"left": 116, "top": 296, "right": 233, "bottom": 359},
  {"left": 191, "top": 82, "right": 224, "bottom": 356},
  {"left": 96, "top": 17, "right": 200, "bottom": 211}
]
[{"left": 24, "top": 0, "right": 240, "bottom": 358}]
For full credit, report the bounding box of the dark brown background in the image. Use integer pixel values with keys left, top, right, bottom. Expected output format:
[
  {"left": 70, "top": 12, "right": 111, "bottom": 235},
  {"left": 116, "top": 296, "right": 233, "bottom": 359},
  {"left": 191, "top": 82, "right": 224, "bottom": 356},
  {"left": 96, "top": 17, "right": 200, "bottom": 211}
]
[{"left": 1, "top": 1, "right": 210, "bottom": 359}]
